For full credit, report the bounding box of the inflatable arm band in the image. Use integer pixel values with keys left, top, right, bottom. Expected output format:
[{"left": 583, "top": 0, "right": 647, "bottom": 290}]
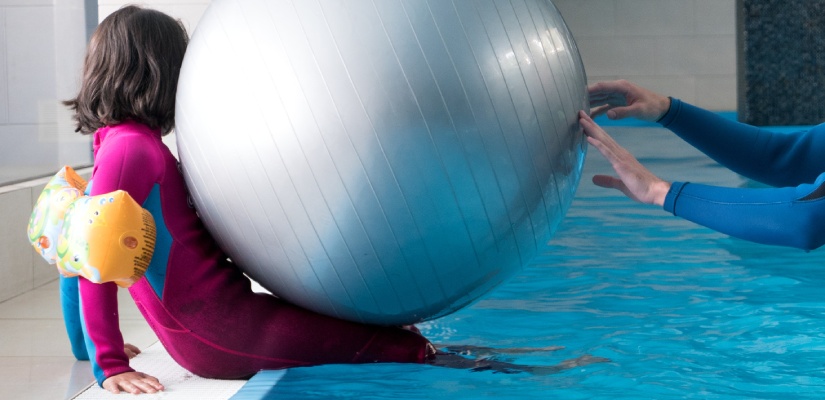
[{"left": 27, "top": 166, "right": 156, "bottom": 288}]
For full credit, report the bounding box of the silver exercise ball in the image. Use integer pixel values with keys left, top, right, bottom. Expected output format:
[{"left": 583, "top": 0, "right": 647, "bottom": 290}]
[{"left": 176, "top": 0, "right": 587, "bottom": 325}]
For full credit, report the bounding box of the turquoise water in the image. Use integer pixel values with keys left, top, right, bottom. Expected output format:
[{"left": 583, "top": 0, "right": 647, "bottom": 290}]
[{"left": 244, "top": 126, "right": 825, "bottom": 399}]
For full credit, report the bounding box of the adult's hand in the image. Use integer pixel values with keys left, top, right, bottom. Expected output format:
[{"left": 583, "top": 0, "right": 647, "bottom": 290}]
[
  {"left": 124, "top": 343, "right": 141, "bottom": 359},
  {"left": 579, "top": 110, "right": 671, "bottom": 206},
  {"left": 588, "top": 79, "right": 671, "bottom": 122}
]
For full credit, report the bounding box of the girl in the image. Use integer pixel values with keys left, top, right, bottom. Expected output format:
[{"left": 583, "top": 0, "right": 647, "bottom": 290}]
[
  {"left": 63, "top": 5, "right": 431, "bottom": 394},
  {"left": 63, "top": 5, "right": 598, "bottom": 394}
]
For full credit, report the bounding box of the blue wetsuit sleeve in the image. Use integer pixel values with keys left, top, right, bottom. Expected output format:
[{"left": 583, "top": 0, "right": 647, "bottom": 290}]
[
  {"left": 664, "top": 175, "right": 825, "bottom": 251},
  {"left": 59, "top": 275, "right": 89, "bottom": 360},
  {"left": 658, "top": 98, "right": 825, "bottom": 187}
]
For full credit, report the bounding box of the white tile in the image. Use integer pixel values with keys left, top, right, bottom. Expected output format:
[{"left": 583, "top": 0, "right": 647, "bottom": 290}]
[
  {"left": 34, "top": 279, "right": 59, "bottom": 291},
  {"left": 33, "top": 258, "right": 58, "bottom": 288},
  {"left": 2, "top": 382, "right": 81, "bottom": 399},
  {"left": 553, "top": 0, "right": 616, "bottom": 39},
  {"left": 0, "top": 8, "right": 8, "bottom": 125},
  {"left": 53, "top": 0, "right": 87, "bottom": 100},
  {"left": 628, "top": 76, "right": 697, "bottom": 105},
  {"left": 695, "top": 75, "right": 737, "bottom": 111},
  {"left": 0, "top": 189, "right": 35, "bottom": 302},
  {"left": 6, "top": 6, "right": 57, "bottom": 124},
  {"left": 57, "top": 133, "right": 94, "bottom": 172},
  {"left": 0, "top": 283, "right": 62, "bottom": 319},
  {"left": 655, "top": 35, "right": 736, "bottom": 76},
  {"left": 29, "top": 180, "right": 48, "bottom": 209},
  {"left": 118, "top": 288, "right": 148, "bottom": 320},
  {"left": 695, "top": 35, "right": 737, "bottom": 75},
  {"left": 76, "top": 343, "right": 247, "bottom": 399},
  {"left": 0, "top": 0, "right": 53, "bottom": 5},
  {"left": 576, "top": 36, "right": 658, "bottom": 77},
  {"left": 0, "top": 356, "right": 75, "bottom": 383},
  {"left": 0, "top": 357, "right": 84, "bottom": 400},
  {"left": 27, "top": 26, "right": 88, "bottom": 176},
  {"left": 0, "top": 182, "right": 28, "bottom": 195},
  {"left": 0, "top": 319, "right": 76, "bottom": 357},
  {"left": 4, "top": 383, "right": 80, "bottom": 400},
  {"left": 66, "top": 361, "right": 96, "bottom": 399},
  {"left": 0, "top": 318, "right": 153, "bottom": 358},
  {"left": 0, "top": 265, "right": 150, "bottom": 321},
  {"left": 695, "top": 0, "right": 736, "bottom": 35},
  {"left": 615, "top": 0, "right": 696, "bottom": 36},
  {"left": 120, "top": 320, "right": 159, "bottom": 349},
  {"left": 612, "top": 37, "right": 659, "bottom": 76},
  {"left": 0, "top": 125, "right": 61, "bottom": 186}
]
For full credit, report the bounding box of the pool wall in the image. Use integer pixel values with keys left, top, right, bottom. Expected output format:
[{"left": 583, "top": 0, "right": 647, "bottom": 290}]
[{"left": 0, "top": 168, "right": 91, "bottom": 303}]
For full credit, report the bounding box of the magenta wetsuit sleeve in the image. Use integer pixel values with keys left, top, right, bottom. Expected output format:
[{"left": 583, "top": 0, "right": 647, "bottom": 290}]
[
  {"left": 80, "top": 129, "right": 161, "bottom": 386},
  {"left": 660, "top": 99, "right": 825, "bottom": 250},
  {"left": 78, "top": 279, "right": 130, "bottom": 385}
]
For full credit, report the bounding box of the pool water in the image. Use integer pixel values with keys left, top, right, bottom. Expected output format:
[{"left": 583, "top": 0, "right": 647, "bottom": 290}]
[{"left": 248, "top": 126, "right": 825, "bottom": 399}]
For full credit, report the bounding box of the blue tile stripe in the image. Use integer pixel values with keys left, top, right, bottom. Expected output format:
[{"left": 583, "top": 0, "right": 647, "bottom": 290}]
[{"left": 231, "top": 370, "right": 288, "bottom": 400}]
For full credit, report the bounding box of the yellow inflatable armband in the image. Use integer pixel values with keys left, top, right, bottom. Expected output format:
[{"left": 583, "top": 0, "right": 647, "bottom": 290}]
[
  {"left": 57, "top": 191, "right": 156, "bottom": 288},
  {"left": 27, "top": 166, "right": 87, "bottom": 263},
  {"left": 27, "top": 167, "right": 156, "bottom": 288}
]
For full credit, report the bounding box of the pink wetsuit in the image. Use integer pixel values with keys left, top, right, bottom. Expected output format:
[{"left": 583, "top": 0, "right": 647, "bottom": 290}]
[{"left": 73, "top": 121, "right": 430, "bottom": 385}]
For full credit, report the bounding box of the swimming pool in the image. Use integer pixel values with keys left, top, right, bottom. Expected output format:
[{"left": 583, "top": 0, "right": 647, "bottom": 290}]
[{"left": 241, "top": 125, "right": 825, "bottom": 399}]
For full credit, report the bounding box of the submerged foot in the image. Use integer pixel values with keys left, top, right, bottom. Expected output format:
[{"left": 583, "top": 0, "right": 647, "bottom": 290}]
[
  {"left": 528, "top": 354, "right": 611, "bottom": 376},
  {"left": 428, "top": 345, "right": 609, "bottom": 375},
  {"left": 442, "top": 345, "right": 564, "bottom": 359}
]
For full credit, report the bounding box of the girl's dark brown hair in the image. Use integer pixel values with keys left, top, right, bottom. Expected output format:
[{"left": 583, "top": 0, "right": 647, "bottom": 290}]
[{"left": 64, "top": 6, "right": 189, "bottom": 135}]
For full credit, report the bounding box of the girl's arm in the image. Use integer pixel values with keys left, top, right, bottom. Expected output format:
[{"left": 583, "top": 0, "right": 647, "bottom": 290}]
[
  {"left": 660, "top": 99, "right": 825, "bottom": 187},
  {"left": 78, "top": 278, "right": 133, "bottom": 385},
  {"left": 81, "top": 129, "right": 163, "bottom": 390}
]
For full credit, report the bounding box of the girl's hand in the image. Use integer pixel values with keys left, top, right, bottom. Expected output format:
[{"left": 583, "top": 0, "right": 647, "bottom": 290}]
[
  {"left": 588, "top": 80, "right": 671, "bottom": 122},
  {"left": 102, "top": 371, "right": 164, "bottom": 395},
  {"left": 579, "top": 111, "right": 671, "bottom": 206},
  {"left": 124, "top": 343, "right": 141, "bottom": 359}
]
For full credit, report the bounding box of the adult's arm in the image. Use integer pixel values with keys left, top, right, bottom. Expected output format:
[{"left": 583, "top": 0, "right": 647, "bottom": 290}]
[
  {"left": 660, "top": 99, "right": 825, "bottom": 187},
  {"left": 664, "top": 174, "right": 825, "bottom": 251}
]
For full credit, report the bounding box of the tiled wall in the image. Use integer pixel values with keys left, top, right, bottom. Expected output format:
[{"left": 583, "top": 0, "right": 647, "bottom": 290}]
[
  {"left": 0, "top": 168, "right": 92, "bottom": 302},
  {"left": 0, "top": 0, "right": 94, "bottom": 302},
  {"left": 97, "top": 0, "right": 737, "bottom": 112},
  {"left": 0, "top": 0, "right": 93, "bottom": 186},
  {"left": 554, "top": 0, "right": 736, "bottom": 111}
]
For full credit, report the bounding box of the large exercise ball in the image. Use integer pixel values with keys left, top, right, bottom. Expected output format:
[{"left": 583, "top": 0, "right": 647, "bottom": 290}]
[{"left": 176, "top": 0, "right": 587, "bottom": 325}]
